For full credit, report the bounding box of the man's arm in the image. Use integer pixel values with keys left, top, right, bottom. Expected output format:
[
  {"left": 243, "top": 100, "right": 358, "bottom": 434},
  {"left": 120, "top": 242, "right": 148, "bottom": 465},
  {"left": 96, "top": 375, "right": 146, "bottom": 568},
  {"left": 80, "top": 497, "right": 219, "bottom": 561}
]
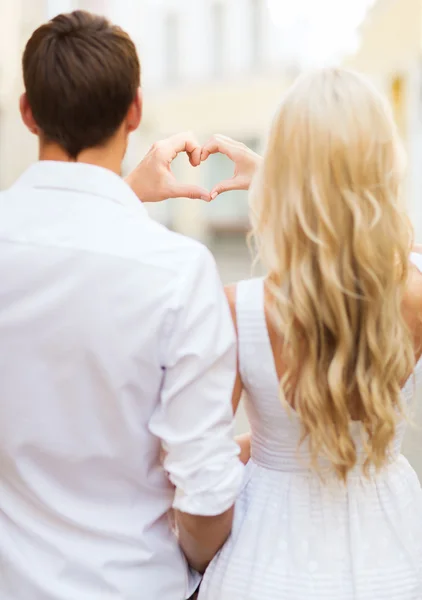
[
  {"left": 149, "top": 246, "right": 244, "bottom": 573},
  {"left": 176, "top": 508, "right": 235, "bottom": 574}
]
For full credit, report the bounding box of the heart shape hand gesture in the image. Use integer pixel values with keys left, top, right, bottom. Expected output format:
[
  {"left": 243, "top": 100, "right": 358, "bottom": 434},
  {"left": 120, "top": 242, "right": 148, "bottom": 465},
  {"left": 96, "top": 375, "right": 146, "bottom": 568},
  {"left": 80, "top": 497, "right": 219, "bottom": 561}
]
[
  {"left": 126, "top": 132, "right": 262, "bottom": 203},
  {"left": 200, "top": 134, "right": 262, "bottom": 200}
]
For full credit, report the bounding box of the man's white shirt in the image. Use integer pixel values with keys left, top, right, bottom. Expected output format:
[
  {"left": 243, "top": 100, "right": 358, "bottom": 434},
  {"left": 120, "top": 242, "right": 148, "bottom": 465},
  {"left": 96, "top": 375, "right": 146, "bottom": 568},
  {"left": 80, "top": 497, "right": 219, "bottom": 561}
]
[{"left": 0, "top": 162, "right": 243, "bottom": 600}]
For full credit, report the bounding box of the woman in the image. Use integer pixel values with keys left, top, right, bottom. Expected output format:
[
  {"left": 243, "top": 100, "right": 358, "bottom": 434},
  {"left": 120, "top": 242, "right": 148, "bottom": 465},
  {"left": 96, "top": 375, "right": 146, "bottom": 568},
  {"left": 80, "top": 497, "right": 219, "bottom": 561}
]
[{"left": 198, "top": 69, "right": 422, "bottom": 599}]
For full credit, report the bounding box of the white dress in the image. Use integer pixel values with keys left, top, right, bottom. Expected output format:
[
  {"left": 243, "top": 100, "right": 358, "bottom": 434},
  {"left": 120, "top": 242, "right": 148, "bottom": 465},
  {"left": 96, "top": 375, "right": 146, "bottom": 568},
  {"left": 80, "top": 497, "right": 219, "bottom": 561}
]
[{"left": 199, "top": 254, "right": 422, "bottom": 600}]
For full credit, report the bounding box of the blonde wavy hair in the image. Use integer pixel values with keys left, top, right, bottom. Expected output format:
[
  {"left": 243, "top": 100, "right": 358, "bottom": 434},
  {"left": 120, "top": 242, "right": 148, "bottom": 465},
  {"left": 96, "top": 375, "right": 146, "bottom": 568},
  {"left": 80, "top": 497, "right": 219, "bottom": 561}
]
[{"left": 250, "top": 68, "right": 414, "bottom": 480}]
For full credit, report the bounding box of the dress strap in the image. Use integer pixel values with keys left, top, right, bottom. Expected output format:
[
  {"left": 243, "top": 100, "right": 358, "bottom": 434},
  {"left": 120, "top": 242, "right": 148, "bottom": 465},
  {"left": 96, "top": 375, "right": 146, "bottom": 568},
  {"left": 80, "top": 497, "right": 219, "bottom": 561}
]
[
  {"left": 410, "top": 252, "right": 422, "bottom": 273},
  {"left": 235, "top": 278, "right": 278, "bottom": 392}
]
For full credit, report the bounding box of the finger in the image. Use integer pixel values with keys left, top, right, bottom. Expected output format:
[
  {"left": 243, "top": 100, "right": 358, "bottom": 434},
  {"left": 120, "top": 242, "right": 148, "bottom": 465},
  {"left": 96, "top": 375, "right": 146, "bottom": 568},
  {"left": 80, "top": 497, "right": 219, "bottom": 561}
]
[
  {"left": 210, "top": 176, "right": 248, "bottom": 200},
  {"left": 201, "top": 135, "right": 240, "bottom": 162},
  {"left": 167, "top": 183, "right": 211, "bottom": 202},
  {"left": 158, "top": 132, "right": 202, "bottom": 167},
  {"left": 187, "top": 146, "right": 202, "bottom": 168}
]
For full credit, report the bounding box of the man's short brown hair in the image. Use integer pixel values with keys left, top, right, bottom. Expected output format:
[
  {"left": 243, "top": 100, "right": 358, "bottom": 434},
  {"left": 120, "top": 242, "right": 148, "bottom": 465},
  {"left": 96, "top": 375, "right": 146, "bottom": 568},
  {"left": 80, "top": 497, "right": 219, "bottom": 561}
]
[{"left": 22, "top": 10, "right": 141, "bottom": 158}]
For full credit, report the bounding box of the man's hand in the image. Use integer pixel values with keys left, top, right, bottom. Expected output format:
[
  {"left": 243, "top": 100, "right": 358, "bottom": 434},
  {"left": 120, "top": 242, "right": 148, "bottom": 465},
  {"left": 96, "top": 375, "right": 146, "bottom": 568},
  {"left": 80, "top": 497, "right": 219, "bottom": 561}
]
[
  {"left": 201, "top": 134, "right": 262, "bottom": 200},
  {"left": 176, "top": 508, "right": 234, "bottom": 574},
  {"left": 126, "top": 132, "right": 211, "bottom": 203}
]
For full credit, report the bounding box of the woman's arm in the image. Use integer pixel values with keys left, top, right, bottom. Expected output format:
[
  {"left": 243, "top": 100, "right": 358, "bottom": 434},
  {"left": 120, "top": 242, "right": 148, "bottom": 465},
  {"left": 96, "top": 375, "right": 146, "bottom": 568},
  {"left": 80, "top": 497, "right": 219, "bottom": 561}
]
[
  {"left": 225, "top": 284, "right": 243, "bottom": 415},
  {"left": 225, "top": 285, "right": 252, "bottom": 465}
]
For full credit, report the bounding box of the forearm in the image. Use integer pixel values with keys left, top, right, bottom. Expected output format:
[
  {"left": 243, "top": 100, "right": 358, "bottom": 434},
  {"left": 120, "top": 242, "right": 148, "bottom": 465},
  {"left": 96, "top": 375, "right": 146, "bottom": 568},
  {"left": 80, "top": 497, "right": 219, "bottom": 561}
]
[
  {"left": 235, "top": 432, "right": 251, "bottom": 465},
  {"left": 175, "top": 507, "right": 234, "bottom": 573}
]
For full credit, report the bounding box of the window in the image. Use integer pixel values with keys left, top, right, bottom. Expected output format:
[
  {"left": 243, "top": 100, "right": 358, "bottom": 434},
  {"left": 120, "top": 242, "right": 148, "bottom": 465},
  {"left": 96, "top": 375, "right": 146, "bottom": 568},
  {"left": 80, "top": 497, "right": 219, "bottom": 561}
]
[
  {"left": 211, "top": 2, "right": 225, "bottom": 78},
  {"left": 164, "top": 13, "right": 180, "bottom": 84},
  {"left": 250, "top": 0, "right": 263, "bottom": 71}
]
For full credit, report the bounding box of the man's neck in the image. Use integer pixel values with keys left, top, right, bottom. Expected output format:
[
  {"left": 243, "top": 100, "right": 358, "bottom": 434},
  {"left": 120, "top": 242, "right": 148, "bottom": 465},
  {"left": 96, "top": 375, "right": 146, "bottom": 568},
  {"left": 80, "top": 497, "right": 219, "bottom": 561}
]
[{"left": 39, "top": 143, "right": 123, "bottom": 176}]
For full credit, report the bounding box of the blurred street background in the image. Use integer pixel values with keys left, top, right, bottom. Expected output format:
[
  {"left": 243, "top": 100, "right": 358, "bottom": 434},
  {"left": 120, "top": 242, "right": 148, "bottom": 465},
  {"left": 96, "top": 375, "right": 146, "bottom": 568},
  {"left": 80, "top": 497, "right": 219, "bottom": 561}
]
[{"left": 0, "top": 0, "right": 421, "bottom": 476}]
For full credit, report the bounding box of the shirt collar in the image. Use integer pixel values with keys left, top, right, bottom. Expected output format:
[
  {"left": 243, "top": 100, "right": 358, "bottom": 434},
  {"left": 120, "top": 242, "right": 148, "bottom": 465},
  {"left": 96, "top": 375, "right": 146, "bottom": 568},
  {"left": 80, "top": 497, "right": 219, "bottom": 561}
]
[{"left": 14, "top": 161, "right": 147, "bottom": 215}]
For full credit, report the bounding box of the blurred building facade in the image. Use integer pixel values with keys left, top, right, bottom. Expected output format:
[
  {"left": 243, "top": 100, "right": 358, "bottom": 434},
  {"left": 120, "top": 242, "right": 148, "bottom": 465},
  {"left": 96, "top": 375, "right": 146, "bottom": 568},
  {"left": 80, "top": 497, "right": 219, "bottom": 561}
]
[{"left": 345, "top": 0, "right": 422, "bottom": 241}]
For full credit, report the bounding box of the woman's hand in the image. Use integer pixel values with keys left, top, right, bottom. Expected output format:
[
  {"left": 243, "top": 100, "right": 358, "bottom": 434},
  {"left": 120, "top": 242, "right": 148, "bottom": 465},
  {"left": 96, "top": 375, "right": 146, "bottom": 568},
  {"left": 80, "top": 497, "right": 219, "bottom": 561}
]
[
  {"left": 201, "top": 135, "right": 262, "bottom": 199},
  {"left": 235, "top": 432, "right": 251, "bottom": 465}
]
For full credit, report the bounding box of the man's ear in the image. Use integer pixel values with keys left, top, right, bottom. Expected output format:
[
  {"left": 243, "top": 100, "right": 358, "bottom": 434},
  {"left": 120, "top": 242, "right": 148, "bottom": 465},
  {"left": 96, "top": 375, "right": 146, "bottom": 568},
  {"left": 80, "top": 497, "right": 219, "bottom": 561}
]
[
  {"left": 127, "top": 88, "right": 142, "bottom": 133},
  {"left": 20, "top": 93, "right": 39, "bottom": 135}
]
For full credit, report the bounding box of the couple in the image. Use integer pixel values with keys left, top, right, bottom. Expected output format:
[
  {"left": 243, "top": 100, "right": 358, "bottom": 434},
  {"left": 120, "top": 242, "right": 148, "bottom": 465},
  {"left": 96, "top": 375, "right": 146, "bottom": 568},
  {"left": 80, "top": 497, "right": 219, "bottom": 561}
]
[{"left": 1, "top": 10, "right": 422, "bottom": 600}]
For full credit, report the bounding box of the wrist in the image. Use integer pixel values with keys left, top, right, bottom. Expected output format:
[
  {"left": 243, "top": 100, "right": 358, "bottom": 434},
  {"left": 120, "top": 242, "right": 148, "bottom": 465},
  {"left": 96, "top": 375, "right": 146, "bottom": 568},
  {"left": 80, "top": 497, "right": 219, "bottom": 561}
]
[
  {"left": 124, "top": 171, "right": 143, "bottom": 201},
  {"left": 246, "top": 154, "right": 263, "bottom": 189},
  {"left": 251, "top": 153, "right": 263, "bottom": 173}
]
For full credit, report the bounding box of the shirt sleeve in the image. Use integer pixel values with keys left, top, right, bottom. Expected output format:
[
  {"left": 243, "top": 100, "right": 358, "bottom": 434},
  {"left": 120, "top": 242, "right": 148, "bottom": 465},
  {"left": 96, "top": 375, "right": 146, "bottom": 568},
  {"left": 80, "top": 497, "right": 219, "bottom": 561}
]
[{"left": 149, "top": 245, "right": 244, "bottom": 516}]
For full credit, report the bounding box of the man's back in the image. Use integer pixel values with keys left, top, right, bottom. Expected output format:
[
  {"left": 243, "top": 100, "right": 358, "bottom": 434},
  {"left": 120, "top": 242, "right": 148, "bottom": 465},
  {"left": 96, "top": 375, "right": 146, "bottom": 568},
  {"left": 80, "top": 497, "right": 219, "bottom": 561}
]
[{"left": 0, "top": 162, "right": 242, "bottom": 599}]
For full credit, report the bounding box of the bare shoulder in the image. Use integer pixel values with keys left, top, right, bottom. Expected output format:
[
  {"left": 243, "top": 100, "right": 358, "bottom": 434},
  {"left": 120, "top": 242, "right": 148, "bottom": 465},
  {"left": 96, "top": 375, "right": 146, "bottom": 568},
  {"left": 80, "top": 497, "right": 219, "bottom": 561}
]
[{"left": 224, "top": 284, "right": 238, "bottom": 331}]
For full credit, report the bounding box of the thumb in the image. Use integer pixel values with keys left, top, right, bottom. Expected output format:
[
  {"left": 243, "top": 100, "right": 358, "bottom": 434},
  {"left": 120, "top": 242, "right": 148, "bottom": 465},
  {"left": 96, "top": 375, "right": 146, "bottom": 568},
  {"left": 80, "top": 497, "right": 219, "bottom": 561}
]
[
  {"left": 210, "top": 177, "right": 245, "bottom": 200},
  {"left": 167, "top": 183, "right": 211, "bottom": 202}
]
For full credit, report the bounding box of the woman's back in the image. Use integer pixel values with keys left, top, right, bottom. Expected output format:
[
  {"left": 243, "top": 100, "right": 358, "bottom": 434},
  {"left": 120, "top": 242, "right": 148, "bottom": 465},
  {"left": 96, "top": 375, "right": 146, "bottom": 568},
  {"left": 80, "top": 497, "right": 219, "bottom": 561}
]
[
  {"left": 238, "top": 268, "right": 422, "bottom": 475},
  {"left": 199, "top": 256, "right": 422, "bottom": 599}
]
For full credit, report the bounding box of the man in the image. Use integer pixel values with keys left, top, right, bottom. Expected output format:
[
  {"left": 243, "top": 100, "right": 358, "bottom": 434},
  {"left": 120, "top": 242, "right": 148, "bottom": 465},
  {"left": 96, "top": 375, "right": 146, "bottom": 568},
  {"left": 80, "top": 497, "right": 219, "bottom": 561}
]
[{"left": 0, "top": 11, "right": 243, "bottom": 600}]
